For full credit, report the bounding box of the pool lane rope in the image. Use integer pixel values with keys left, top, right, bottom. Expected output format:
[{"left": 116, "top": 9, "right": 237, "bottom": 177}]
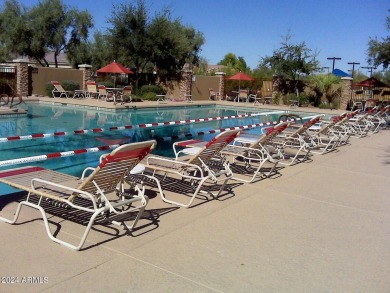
[
  {"left": 0, "top": 144, "right": 120, "bottom": 167},
  {"left": 153, "top": 118, "right": 297, "bottom": 141},
  {"left": 0, "top": 118, "right": 296, "bottom": 167},
  {"left": 0, "top": 111, "right": 285, "bottom": 142}
]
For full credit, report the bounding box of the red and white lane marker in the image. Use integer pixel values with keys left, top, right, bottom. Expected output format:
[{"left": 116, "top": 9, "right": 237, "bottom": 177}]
[
  {"left": 0, "top": 118, "right": 295, "bottom": 167},
  {"left": 0, "top": 111, "right": 282, "bottom": 142},
  {"left": 0, "top": 144, "right": 119, "bottom": 167}
]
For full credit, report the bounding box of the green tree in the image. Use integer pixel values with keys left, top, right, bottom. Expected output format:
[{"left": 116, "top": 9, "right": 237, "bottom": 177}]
[
  {"left": 89, "top": 31, "right": 115, "bottom": 70},
  {"left": 261, "top": 34, "right": 319, "bottom": 95},
  {"left": 218, "top": 53, "right": 249, "bottom": 72},
  {"left": 0, "top": 0, "right": 32, "bottom": 62},
  {"left": 193, "top": 57, "right": 209, "bottom": 75},
  {"left": 0, "top": 0, "right": 93, "bottom": 67},
  {"left": 367, "top": 13, "right": 390, "bottom": 69},
  {"left": 305, "top": 74, "right": 342, "bottom": 106},
  {"left": 107, "top": 0, "right": 204, "bottom": 85}
]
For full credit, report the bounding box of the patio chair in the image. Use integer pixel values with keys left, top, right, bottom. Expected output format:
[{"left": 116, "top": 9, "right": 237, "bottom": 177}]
[
  {"left": 119, "top": 86, "right": 133, "bottom": 103},
  {"left": 234, "top": 89, "right": 249, "bottom": 103},
  {"left": 86, "top": 81, "right": 99, "bottom": 98},
  {"left": 97, "top": 85, "right": 114, "bottom": 101},
  {"left": 366, "top": 105, "right": 390, "bottom": 131},
  {"left": 209, "top": 88, "right": 219, "bottom": 100},
  {"left": 220, "top": 122, "right": 290, "bottom": 183},
  {"left": 139, "top": 130, "right": 241, "bottom": 208},
  {"left": 261, "top": 81, "right": 273, "bottom": 104},
  {"left": 0, "top": 140, "right": 156, "bottom": 250},
  {"left": 250, "top": 90, "right": 262, "bottom": 105},
  {"left": 273, "top": 115, "right": 322, "bottom": 166},
  {"left": 51, "top": 81, "right": 72, "bottom": 98},
  {"left": 322, "top": 110, "right": 360, "bottom": 146},
  {"left": 345, "top": 111, "right": 373, "bottom": 138},
  {"left": 305, "top": 120, "right": 341, "bottom": 154}
]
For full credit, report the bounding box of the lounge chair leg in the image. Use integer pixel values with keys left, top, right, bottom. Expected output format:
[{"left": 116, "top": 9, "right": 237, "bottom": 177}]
[{"left": 0, "top": 200, "right": 101, "bottom": 251}]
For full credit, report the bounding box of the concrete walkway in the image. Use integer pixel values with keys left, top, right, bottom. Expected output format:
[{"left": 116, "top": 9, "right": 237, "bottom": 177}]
[{"left": 0, "top": 100, "right": 390, "bottom": 292}]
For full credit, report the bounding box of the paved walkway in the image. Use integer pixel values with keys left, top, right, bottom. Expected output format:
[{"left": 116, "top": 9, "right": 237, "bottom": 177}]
[{"left": 0, "top": 100, "right": 390, "bottom": 292}]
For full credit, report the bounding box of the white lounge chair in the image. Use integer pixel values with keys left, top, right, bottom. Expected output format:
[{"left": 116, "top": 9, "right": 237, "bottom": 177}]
[
  {"left": 0, "top": 140, "right": 156, "bottom": 250},
  {"left": 139, "top": 130, "right": 241, "bottom": 208},
  {"left": 51, "top": 81, "right": 71, "bottom": 98}
]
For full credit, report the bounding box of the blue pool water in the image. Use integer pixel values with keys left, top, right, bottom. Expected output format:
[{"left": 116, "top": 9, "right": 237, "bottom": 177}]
[{"left": 0, "top": 102, "right": 318, "bottom": 195}]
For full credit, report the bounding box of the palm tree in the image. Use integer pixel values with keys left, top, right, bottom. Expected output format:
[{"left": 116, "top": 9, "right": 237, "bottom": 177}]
[{"left": 305, "top": 74, "right": 342, "bottom": 107}]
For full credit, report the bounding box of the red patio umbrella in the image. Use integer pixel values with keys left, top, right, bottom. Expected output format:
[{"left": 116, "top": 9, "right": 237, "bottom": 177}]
[
  {"left": 96, "top": 61, "right": 134, "bottom": 87},
  {"left": 228, "top": 72, "right": 254, "bottom": 90}
]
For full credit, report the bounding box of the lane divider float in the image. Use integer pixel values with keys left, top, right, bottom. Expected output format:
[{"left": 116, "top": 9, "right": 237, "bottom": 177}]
[{"left": 0, "top": 111, "right": 283, "bottom": 142}]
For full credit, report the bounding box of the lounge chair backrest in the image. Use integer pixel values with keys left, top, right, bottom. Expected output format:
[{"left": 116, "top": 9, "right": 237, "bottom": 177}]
[
  {"left": 250, "top": 122, "right": 289, "bottom": 148},
  {"left": 209, "top": 88, "right": 217, "bottom": 99},
  {"left": 261, "top": 80, "right": 273, "bottom": 97},
  {"left": 290, "top": 115, "right": 322, "bottom": 138},
  {"left": 122, "top": 86, "right": 132, "bottom": 96},
  {"left": 70, "top": 140, "right": 156, "bottom": 200},
  {"left": 98, "top": 85, "right": 107, "bottom": 94},
  {"left": 188, "top": 130, "right": 240, "bottom": 167},
  {"left": 239, "top": 90, "right": 248, "bottom": 98},
  {"left": 87, "top": 81, "right": 97, "bottom": 93},
  {"left": 317, "top": 120, "right": 336, "bottom": 135},
  {"left": 51, "top": 81, "right": 66, "bottom": 92}
]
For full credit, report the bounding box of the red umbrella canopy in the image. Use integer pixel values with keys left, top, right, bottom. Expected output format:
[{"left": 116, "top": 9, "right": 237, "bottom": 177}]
[
  {"left": 96, "top": 61, "right": 133, "bottom": 74},
  {"left": 353, "top": 77, "right": 389, "bottom": 88},
  {"left": 228, "top": 72, "right": 254, "bottom": 81}
]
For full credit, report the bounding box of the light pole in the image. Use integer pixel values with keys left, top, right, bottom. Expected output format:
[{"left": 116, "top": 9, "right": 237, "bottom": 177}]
[
  {"left": 361, "top": 66, "right": 376, "bottom": 77},
  {"left": 327, "top": 57, "right": 342, "bottom": 72},
  {"left": 347, "top": 62, "right": 360, "bottom": 78}
]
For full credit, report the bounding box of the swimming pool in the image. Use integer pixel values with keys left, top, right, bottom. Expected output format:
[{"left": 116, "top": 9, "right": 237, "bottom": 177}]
[{"left": 0, "top": 102, "right": 319, "bottom": 195}]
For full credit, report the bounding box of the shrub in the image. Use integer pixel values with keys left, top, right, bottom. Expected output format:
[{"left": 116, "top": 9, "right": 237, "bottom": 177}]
[
  {"left": 273, "top": 92, "right": 281, "bottom": 105},
  {"left": 142, "top": 92, "right": 159, "bottom": 101},
  {"left": 62, "top": 80, "right": 80, "bottom": 91},
  {"left": 140, "top": 85, "right": 164, "bottom": 95},
  {"left": 285, "top": 93, "right": 297, "bottom": 105},
  {"left": 318, "top": 97, "right": 340, "bottom": 110},
  {"left": 99, "top": 81, "right": 114, "bottom": 88},
  {"left": 318, "top": 103, "right": 331, "bottom": 109},
  {"left": 298, "top": 92, "right": 309, "bottom": 106},
  {"left": 45, "top": 83, "right": 54, "bottom": 96}
]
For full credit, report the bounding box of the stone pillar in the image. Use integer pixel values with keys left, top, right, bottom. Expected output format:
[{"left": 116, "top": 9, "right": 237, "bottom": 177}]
[
  {"left": 78, "top": 64, "right": 93, "bottom": 91},
  {"left": 13, "top": 59, "right": 29, "bottom": 97},
  {"left": 215, "top": 72, "right": 226, "bottom": 100},
  {"left": 272, "top": 75, "right": 283, "bottom": 105},
  {"left": 180, "top": 64, "right": 193, "bottom": 100},
  {"left": 340, "top": 77, "right": 353, "bottom": 110}
]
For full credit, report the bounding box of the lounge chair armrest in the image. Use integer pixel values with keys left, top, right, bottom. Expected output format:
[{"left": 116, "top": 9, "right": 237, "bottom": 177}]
[
  {"left": 146, "top": 155, "right": 203, "bottom": 169},
  {"left": 146, "top": 155, "right": 204, "bottom": 176},
  {"left": 31, "top": 178, "right": 97, "bottom": 208},
  {"left": 81, "top": 167, "right": 96, "bottom": 180}
]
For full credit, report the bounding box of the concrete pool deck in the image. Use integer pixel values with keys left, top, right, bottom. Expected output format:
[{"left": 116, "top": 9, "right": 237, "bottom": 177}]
[{"left": 0, "top": 97, "right": 390, "bottom": 292}]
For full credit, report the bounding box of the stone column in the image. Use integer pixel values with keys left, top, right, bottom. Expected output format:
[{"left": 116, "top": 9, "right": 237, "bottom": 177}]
[
  {"left": 180, "top": 64, "right": 193, "bottom": 100},
  {"left": 215, "top": 72, "right": 226, "bottom": 100},
  {"left": 272, "top": 75, "right": 283, "bottom": 105},
  {"left": 340, "top": 77, "right": 353, "bottom": 110},
  {"left": 78, "top": 64, "right": 93, "bottom": 91},
  {"left": 13, "top": 59, "right": 29, "bottom": 97}
]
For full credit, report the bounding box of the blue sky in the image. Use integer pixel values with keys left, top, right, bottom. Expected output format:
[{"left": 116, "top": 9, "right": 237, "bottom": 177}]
[{"left": 16, "top": 0, "right": 389, "bottom": 73}]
